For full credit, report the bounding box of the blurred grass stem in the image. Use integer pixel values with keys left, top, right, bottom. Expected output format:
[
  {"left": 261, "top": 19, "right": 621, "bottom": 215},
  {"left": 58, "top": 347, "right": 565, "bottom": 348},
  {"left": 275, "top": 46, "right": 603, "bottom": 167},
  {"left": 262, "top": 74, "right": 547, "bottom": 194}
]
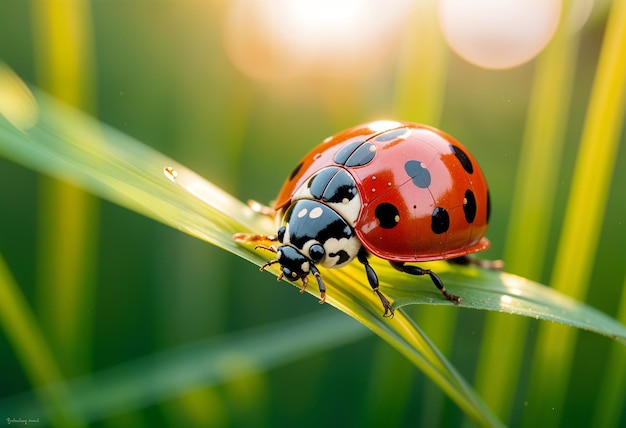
[
  {"left": 32, "top": 0, "right": 98, "bottom": 377},
  {"left": 523, "top": 0, "right": 626, "bottom": 426},
  {"left": 0, "top": 254, "right": 84, "bottom": 426},
  {"left": 472, "top": 3, "right": 580, "bottom": 421}
]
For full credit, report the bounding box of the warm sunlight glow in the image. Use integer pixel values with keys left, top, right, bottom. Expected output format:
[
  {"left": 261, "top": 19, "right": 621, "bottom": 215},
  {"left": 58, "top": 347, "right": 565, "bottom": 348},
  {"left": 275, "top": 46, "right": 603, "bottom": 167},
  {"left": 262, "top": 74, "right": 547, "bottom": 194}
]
[
  {"left": 367, "top": 120, "right": 404, "bottom": 132},
  {"left": 224, "top": 0, "right": 411, "bottom": 81},
  {"left": 0, "top": 64, "right": 38, "bottom": 130},
  {"left": 569, "top": 0, "right": 594, "bottom": 34},
  {"left": 167, "top": 167, "right": 238, "bottom": 213},
  {"left": 438, "top": 0, "right": 562, "bottom": 69},
  {"left": 501, "top": 275, "right": 525, "bottom": 297},
  {"left": 500, "top": 295, "right": 513, "bottom": 305}
]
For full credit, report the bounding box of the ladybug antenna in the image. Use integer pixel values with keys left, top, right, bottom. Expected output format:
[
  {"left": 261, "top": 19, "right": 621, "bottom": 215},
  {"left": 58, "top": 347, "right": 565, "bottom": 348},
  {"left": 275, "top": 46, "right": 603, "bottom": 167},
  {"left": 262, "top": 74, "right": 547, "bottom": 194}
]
[{"left": 259, "top": 258, "right": 279, "bottom": 272}]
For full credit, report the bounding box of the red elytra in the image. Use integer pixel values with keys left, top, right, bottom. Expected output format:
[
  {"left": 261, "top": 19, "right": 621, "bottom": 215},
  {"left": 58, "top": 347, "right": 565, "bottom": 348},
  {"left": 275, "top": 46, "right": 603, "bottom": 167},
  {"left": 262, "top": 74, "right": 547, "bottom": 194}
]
[{"left": 273, "top": 120, "right": 490, "bottom": 263}]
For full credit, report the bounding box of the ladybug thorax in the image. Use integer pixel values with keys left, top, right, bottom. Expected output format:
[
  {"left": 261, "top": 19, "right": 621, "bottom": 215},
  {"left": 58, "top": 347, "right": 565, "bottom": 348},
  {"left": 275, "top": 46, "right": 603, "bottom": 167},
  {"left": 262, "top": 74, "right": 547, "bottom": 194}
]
[
  {"left": 278, "top": 199, "right": 361, "bottom": 269},
  {"left": 291, "top": 166, "right": 362, "bottom": 226}
]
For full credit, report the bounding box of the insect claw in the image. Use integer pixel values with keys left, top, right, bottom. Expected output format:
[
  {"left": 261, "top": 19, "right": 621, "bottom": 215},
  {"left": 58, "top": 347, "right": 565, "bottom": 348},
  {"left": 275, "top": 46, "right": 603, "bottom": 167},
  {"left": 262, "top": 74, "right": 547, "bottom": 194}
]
[
  {"left": 318, "top": 291, "right": 326, "bottom": 304},
  {"left": 300, "top": 276, "right": 308, "bottom": 292},
  {"left": 375, "top": 289, "right": 395, "bottom": 318},
  {"left": 299, "top": 276, "right": 308, "bottom": 293}
]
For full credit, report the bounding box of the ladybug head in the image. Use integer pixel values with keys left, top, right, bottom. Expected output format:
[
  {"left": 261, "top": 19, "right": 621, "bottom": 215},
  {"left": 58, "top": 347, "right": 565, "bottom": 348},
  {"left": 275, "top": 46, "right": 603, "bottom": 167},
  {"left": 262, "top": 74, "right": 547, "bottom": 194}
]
[
  {"left": 256, "top": 241, "right": 328, "bottom": 303},
  {"left": 275, "top": 244, "right": 312, "bottom": 281}
]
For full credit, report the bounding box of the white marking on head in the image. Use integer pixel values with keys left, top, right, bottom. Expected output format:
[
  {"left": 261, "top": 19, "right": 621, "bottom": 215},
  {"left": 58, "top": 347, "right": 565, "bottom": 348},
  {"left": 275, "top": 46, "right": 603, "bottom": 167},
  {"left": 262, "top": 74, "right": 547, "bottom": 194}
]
[
  {"left": 309, "top": 207, "right": 323, "bottom": 219},
  {"left": 319, "top": 236, "right": 361, "bottom": 268},
  {"left": 301, "top": 261, "right": 310, "bottom": 273},
  {"left": 297, "top": 208, "right": 308, "bottom": 218}
]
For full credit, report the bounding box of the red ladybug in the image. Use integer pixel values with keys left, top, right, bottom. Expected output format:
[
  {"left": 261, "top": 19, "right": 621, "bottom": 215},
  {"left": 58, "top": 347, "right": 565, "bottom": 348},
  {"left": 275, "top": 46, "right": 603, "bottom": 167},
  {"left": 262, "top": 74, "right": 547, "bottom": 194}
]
[{"left": 236, "top": 120, "right": 491, "bottom": 316}]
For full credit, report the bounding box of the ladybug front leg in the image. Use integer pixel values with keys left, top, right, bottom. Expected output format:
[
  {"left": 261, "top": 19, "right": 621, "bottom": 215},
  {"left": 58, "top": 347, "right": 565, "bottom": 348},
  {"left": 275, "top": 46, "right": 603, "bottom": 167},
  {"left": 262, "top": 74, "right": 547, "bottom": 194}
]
[
  {"left": 357, "top": 249, "right": 394, "bottom": 317},
  {"left": 309, "top": 264, "right": 327, "bottom": 304},
  {"left": 247, "top": 199, "right": 276, "bottom": 218},
  {"left": 390, "top": 262, "right": 461, "bottom": 304},
  {"left": 232, "top": 233, "right": 278, "bottom": 244}
]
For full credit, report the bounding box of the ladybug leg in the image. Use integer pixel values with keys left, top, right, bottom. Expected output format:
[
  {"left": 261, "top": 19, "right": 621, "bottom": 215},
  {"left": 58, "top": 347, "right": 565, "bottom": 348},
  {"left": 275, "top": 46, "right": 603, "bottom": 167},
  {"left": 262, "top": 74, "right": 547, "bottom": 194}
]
[
  {"left": 253, "top": 245, "right": 281, "bottom": 274},
  {"left": 247, "top": 199, "right": 276, "bottom": 218},
  {"left": 390, "top": 262, "right": 461, "bottom": 304},
  {"left": 309, "top": 264, "right": 327, "bottom": 304},
  {"left": 448, "top": 255, "right": 504, "bottom": 270},
  {"left": 233, "top": 233, "right": 278, "bottom": 244},
  {"left": 357, "top": 249, "right": 394, "bottom": 317}
]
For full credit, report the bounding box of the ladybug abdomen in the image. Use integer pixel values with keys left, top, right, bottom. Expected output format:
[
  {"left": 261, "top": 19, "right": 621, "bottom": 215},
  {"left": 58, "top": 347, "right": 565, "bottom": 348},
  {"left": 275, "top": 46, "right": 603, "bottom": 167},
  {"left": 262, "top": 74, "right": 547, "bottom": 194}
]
[
  {"left": 358, "top": 184, "right": 489, "bottom": 262},
  {"left": 353, "top": 127, "right": 491, "bottom": 262}
]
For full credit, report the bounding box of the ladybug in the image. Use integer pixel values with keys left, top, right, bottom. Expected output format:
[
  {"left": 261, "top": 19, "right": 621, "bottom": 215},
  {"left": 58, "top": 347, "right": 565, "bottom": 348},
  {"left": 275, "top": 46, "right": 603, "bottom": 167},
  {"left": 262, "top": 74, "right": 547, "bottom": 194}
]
[{"left": 236, "top": 120, "right": 491, "bottom": 316}]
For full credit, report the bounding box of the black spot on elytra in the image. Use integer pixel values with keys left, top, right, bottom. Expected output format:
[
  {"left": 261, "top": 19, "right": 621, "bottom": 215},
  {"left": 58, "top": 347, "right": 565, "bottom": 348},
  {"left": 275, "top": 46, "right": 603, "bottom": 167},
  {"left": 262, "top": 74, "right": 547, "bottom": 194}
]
[
  {"left": 334, "top": 141, "right": 376, "bottom": 167},
  {"left": 431, "top": 207, "right": 450, "bottom": 234},
  {"left": 289, "top": 161, "right": 304, "bottom": 180},
  {"left": 404, "top": 160, "right": 431, "bottom": 188},
  {"left": 486, "top": 190, "right": 492, "bottom": 224},
  {"left": 375, "top": 127, "right": 409, "bottom": 142},
  {"left": 463, "top": 189, "right": 477, "bottom": 223},
  {"left": 375, "top": 203, "right": 400, "bottom": 229},
  {"left": 451, "top": 145, "right": 474, "bottom": 174}
]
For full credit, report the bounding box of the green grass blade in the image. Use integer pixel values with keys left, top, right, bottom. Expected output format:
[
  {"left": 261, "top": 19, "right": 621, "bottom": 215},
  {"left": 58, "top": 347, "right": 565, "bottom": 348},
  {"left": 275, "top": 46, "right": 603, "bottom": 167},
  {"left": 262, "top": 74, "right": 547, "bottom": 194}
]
[
  {"left": 384, "top": 262, "right": 626, "bottom": 343},
  {"left": 0, "top": 72, "right": 270, "bottom": 257},
  {"left": 2, "top": 68, "right": 626, "bottom": 426},
  {"left": 523, "top": 1, "right": 626, "bottom": 426},
  {"left": 0, "top": 253, "right": 84, "bottom": 427},
  {"left": 0, "top": 311, "right": 368, "bottom": 425},
  {"left": 472, "top": 3, "right": 580, "bottom": 419},
  {"left": 591, "top": 272, "right": 626, "bottom": 428}
]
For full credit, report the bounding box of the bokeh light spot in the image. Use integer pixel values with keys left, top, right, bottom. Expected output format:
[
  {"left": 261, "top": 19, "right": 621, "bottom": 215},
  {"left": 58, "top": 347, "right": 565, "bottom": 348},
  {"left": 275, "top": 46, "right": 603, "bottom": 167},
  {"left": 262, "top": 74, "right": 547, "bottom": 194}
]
[
  {"left": 439, "top": 0, "right": 562, "bottom": 69},
  {"left": 224, "top": 0, "right": 411, "bottom": 82}
]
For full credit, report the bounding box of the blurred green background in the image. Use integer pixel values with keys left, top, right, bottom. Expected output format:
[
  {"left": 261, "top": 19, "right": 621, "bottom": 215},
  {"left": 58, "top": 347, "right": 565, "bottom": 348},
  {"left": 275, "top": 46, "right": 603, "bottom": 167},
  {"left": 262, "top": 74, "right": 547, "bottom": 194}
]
[{"left": 1, "top": 0, "right": 625, "bottom": 427}]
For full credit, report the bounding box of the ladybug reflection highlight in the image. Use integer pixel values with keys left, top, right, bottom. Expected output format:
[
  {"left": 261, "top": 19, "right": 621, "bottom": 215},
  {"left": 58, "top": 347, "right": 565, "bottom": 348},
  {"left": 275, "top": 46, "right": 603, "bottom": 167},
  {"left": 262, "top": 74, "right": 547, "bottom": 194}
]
[{"left": 236, "top": 120, "right": 493, "bottom": 317}]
